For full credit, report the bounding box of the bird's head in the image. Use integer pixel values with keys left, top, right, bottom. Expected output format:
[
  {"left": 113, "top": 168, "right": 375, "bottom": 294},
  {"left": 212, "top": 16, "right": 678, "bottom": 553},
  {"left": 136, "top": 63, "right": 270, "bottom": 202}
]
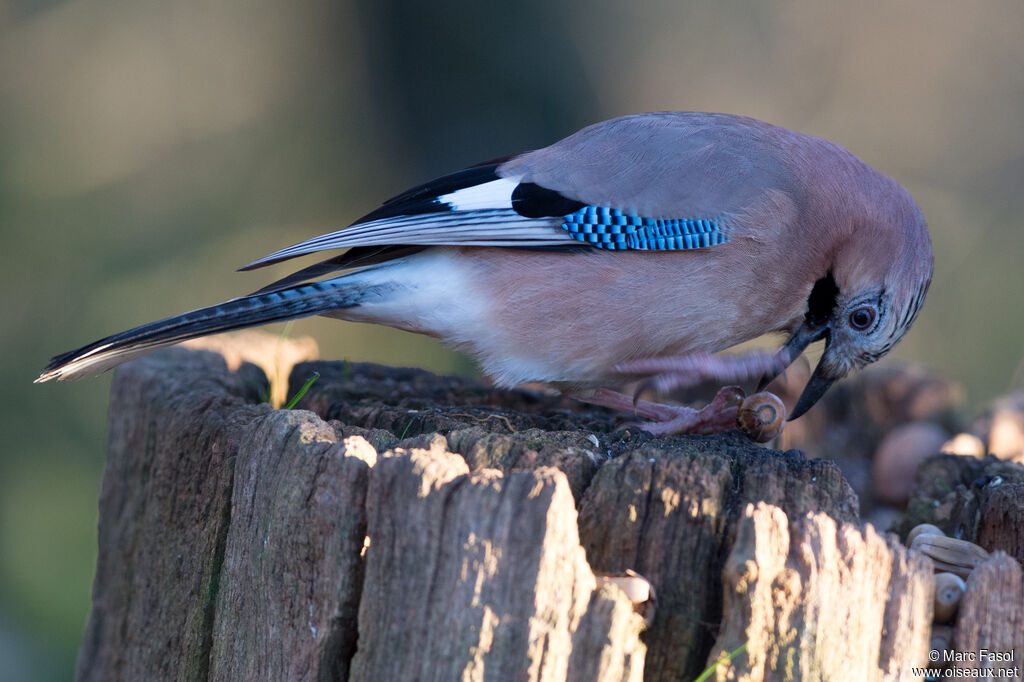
[{"left": 771, "top": 171, "right": 934, "bottom": 420}]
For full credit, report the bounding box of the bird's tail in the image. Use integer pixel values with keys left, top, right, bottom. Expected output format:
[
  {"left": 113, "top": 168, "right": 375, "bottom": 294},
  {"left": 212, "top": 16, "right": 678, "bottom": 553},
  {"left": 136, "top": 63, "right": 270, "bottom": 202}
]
[{"left": 36, "top": 271, "right": 394, "bottom": 383}]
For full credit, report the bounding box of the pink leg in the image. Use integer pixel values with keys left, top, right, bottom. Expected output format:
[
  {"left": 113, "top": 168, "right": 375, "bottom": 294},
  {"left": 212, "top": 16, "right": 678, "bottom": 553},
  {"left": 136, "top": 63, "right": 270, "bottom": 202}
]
[
  {"left": 573, "top": 348, "right": 793, "bottom": 436},
  {"left": 614, "top": 350, "right": 789, "bottom": 397},
  {"left": 577, "top": 386, "right": 745, "bottom": 436}
]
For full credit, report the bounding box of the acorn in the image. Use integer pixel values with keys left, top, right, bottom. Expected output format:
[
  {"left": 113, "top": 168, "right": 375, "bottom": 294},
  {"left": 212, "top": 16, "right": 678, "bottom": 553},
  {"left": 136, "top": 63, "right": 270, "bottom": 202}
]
[
  {"left": 933, "top": 572, "right": 966, "bottom": 624},
  {"left": 736, "top": 392, "right": 786, "bottom": 442},
  {"left": 906, "top": 523, "right": 945, "bottom": 547},
  {"left": 911, "top": 534, "right": 990, "bottom": 579},
  {"left": 595, "top": 569, "right": 657, "bottom": 626}
]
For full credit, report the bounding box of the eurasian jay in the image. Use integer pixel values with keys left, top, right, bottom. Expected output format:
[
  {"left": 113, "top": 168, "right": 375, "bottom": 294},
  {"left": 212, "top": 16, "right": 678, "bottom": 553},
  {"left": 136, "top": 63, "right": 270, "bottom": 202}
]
[{"left": 37, "top": 112, "right": 934, "bottom": 434}]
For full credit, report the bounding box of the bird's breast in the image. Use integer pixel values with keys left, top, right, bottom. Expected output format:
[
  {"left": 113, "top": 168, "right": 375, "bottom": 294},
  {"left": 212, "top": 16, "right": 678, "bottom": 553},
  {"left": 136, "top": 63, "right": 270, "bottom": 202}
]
[{"left": 344, "top": 246, "right": 807, "bottom": 388}]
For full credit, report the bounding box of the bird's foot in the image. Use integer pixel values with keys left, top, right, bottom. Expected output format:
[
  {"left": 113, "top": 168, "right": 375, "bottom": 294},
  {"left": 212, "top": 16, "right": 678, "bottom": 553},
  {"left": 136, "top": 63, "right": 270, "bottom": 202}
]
[
  {"left": 614, "top": 349, "right": 789, "bottom": 397},
  {"left": 578, "top": 386, "right": 746, "bottom": 436}
]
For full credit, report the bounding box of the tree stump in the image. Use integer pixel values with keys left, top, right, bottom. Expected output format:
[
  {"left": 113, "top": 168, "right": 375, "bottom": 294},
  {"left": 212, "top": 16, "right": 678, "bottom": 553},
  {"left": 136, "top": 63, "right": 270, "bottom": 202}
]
[
  {"left": 76, "top": 334, "right": 938, "bottom": 681},
  {"left": 896, "top": 454, "right": 1024, "bottom": 565},
  {"left": 951, "top": 553, "right": 1024, "bottom": 678},
  {"left": 709, "top": 503, "right": 933, "bottom": 681}
]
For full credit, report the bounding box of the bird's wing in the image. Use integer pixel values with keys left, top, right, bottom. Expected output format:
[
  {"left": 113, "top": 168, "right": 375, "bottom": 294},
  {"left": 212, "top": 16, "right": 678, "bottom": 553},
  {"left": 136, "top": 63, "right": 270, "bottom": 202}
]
[
  {"left": 241, "top": 112, "right": 795, "bottom": 275},
  {"left": 239, "top": 164, "right": 574, "bottom": 271}
]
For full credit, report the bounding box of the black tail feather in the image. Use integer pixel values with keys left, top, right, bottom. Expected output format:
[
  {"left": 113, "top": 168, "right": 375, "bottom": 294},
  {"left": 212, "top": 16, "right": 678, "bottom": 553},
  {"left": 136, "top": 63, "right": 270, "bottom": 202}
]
[{"left": 38, "top": 277, "right": 387, "bottom": 382}]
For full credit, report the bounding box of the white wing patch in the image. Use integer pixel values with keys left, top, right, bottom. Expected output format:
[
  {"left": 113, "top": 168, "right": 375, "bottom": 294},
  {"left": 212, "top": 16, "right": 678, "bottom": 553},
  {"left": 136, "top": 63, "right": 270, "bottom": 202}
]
[
  {"left": 438, "top": 177, "right": 519, "bottom": 211},
  {"left": 240, "top": 170, "right": 578, "bottom": 271}
]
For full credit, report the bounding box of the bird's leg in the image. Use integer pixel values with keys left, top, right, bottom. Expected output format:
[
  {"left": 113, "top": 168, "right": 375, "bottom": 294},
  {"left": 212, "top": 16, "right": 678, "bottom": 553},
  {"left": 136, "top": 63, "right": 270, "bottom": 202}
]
[
  {"left": 573, "top": 349, "right": 791, "bottom": 436},
  {"left": 575, "top": 386, "right": 745, "bottom": 436},
  {"left": 614, "top": 350, "right": 790, "bottom": 398}
]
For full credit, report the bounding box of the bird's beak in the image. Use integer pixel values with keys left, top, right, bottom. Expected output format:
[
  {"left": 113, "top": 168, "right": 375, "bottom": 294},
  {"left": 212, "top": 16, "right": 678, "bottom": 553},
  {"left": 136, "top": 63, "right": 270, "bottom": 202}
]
[
  {"left": 762, "top": 271, "right": 844, "bottom": 420},
  {"left": 787, "top": 350, "right": 837, "bottom": 420},
  {"left": 756, "top": 321, "right": 837, "bottom": 421},
  {"left": 756, "top": 323, "right": 826, "bottom": 391},
  {"left": 787, "top": 326, "right": 852, "bottom": 420}
]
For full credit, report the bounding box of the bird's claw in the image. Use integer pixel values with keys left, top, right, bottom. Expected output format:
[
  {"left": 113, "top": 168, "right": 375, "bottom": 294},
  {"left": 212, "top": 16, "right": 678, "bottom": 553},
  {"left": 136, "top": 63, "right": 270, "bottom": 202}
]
[
  {"left": 621, "top": 386, "right": 746, "bottom": 435},
  {"left": 579, "top": 383, "right": 787, "bottom": 439}
]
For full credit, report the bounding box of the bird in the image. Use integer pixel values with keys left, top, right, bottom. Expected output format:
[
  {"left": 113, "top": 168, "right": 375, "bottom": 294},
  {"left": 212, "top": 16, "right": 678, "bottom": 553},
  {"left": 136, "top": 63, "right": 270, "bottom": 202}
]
[{"left": 36, "top": 112, "right": 934, "bottom": 434}]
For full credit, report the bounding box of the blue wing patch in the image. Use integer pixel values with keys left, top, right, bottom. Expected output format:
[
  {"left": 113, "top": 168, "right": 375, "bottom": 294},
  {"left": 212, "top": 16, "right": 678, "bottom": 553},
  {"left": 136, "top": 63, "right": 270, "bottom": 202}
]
[{"left": 562, "top": 206, "right": 727, "bottom": 250}]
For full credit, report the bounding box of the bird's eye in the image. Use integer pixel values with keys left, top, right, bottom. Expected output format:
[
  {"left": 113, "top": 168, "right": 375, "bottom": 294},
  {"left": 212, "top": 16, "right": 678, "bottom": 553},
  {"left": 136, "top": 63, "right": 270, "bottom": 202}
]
[{"left": 849, "top": 306, "right": 876, "bottom": 331}]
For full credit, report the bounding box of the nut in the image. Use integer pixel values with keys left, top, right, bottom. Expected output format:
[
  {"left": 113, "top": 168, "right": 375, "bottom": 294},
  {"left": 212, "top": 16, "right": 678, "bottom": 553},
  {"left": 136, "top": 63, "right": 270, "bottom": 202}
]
[
  {"left": 595, "top": 569, "right": 657, "bottom": 626},
  {"left": 911, "top": 534, "right": 990, "bottom": 579},
  {"left": 909, "top": 522, "right": 946, "bottom": 544},
  {"left": 736, "top": 392, "right": 786, "bottom": 442},
  {"left": 933, "top": 572, "right": 966, "bottom": 624}
]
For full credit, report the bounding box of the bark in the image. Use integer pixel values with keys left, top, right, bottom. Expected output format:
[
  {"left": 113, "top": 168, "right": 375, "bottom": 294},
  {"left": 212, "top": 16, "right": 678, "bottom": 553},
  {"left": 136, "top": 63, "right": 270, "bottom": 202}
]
[
  {"left": 76, "top": 335, "right": 947, "bottom": 681},
  {"left": 707, "top": 503, "right": 933, "bottom": 682},
  {"left": 896, "top": 454, "right": 1024, "bottom": 565},
  {"left": 950, "top": 553, "right": 1024, "bottom": 681}
]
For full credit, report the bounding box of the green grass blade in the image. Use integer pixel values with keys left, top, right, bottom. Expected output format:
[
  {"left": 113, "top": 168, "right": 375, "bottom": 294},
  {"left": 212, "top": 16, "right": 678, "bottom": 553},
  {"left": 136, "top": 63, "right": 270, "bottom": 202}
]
[
  {"left": 694, "top": 642, "right": 747, "bottom": 682},
  {"left": 284, "top": 371, "right": 320, "bottom": 410}
]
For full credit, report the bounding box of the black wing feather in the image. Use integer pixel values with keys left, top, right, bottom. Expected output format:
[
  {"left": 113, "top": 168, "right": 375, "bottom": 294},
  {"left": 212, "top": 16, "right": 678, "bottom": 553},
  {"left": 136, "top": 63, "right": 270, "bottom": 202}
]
[
  {"left": 238, "top": 159, "right": 596, "bottom": 273},
  {"left": 355, "top": 164, "right": 504, "bottom": 223},
  {"left": 251, "top": 245, "right": 427, "bottom": 294}
]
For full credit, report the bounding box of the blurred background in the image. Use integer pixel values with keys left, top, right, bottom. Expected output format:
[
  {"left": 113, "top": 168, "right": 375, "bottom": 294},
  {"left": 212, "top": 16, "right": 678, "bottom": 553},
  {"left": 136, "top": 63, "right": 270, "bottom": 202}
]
[{"left": 2, "top": 0, "right": 1022, "bottom": 677}]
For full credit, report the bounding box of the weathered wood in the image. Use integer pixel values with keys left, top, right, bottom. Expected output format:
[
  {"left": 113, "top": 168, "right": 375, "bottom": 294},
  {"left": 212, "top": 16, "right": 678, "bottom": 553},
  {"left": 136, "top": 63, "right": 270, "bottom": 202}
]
[
  {"left": 78, "top": 343, "right": 650, "bottom": 681},
  {"left": 708, "top": 503, "right": 933, "bottom": 681},
  {"left": 349, "top": 441, "right": 645, "bottom": 681},
  {"left": 77, "top": 347, "right": 268, "bottom": 682},
  {"left": 977, "top": 484, "right": 1024, "bottom": 564},
  {"left": 76, "top": 346, "right": 374, "bottom": 682},
  {"left": 576, "top": 440, "right": 858, "bottom": 681},
  {"left": 78, "top": 334, "right": 952, "bottom": 682},
  {"left": 951, "top": 553, "right": 1024, "bottom": 680},
  {"left": 209, "top": 418, "right": 375, "bottom": 682},
  {"left": 289, "top": 359, "right": 619, "bottom": 436},
  {"left": 896, "top": 454, "right": 1024, "bottom": 565},
  {"left": 569, "top": 584, "right": 648, "bottom": 682}
]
